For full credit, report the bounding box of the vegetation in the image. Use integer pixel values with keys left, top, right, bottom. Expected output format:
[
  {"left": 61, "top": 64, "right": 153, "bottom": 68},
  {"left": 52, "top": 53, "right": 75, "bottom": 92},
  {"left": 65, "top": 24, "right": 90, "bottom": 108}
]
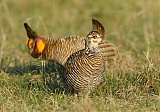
[{"left": 0, "top": 0, "right": 160, "bottom": 111}]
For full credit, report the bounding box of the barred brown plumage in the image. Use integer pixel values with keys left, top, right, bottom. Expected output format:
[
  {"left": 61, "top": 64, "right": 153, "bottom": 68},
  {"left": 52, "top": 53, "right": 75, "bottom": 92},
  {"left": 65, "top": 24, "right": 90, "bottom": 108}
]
[
  {"left": 64, "top": 19, "right": 105, "bottom": 95},
  {"left": 24, "top": 20, "right": 118, "bottom": 66}
]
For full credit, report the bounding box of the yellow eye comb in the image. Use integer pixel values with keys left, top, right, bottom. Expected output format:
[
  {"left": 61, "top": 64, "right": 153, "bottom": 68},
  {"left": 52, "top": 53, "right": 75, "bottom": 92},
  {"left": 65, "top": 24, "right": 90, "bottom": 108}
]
[{"left": 26, "top": 39, "right": 34, "bottom": 47}]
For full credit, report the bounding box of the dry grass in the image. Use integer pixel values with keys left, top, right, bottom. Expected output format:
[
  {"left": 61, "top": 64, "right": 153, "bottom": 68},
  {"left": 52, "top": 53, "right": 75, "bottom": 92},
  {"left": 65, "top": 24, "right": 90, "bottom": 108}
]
[{"left": 0, "top": 0, "right": 160, "bottom": 111}]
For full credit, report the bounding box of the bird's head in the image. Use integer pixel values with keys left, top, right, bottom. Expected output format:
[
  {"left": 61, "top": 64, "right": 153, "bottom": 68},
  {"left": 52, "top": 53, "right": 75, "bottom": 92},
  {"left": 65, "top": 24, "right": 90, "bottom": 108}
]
[
  {"left": 86, "top": 30, "right": 102, "bottom": 49},
  {"left": 85, "top": 19, "right": 105, "bottom": 52},
  {"left": 24, "top": 23, "right": 45, "bottom": 58}
]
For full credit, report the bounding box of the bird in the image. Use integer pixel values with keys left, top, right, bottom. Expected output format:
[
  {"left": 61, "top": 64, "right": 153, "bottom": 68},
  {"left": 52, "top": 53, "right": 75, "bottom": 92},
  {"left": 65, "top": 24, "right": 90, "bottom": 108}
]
[
  {"left": 64, "top": 20, "right": 105, "bottom": 95},
  {"left": 24, "top": 19, "right": 117, "bottom": 66}
]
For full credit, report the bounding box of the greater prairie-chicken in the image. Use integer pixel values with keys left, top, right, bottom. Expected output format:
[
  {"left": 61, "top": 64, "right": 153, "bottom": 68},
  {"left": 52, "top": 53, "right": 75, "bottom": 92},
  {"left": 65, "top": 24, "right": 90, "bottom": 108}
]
[
  {"left": 24, "top": 19, "right": 117, "bottom": 66},
  {"left": 64, "top": 20, "right": 105, "bottom": 95}
]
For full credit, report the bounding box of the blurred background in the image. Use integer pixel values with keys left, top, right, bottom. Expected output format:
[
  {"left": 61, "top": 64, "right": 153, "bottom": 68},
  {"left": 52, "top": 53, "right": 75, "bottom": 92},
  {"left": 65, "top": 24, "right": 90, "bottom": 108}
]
[{"left": 0, "top": 0, "right": 159, "bottom": 65}]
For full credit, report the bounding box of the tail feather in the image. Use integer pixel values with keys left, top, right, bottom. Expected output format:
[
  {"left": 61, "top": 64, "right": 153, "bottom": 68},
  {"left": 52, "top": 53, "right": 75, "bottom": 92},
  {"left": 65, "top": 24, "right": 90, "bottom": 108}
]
[
  {"left": 92, "top": 19, "right": 105, "bottom": 38},
  {"left": 99, "top": 41, "right": 116, "bottom": 53},
  {"left": 98, "top": 40, "right": 119, "bottom": 66}
]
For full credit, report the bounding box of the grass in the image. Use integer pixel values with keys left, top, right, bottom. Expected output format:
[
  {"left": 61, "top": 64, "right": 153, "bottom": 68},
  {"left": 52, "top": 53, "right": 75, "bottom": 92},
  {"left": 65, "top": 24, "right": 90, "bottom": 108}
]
[{"left": 0, "top": 0, "right": 160, "bottom": 111}]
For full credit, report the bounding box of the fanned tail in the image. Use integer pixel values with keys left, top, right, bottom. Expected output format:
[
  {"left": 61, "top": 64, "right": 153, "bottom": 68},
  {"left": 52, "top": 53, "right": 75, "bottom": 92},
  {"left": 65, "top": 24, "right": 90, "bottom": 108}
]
[{"left": 98, "top": 40, "right": 119, "bottom": 66}]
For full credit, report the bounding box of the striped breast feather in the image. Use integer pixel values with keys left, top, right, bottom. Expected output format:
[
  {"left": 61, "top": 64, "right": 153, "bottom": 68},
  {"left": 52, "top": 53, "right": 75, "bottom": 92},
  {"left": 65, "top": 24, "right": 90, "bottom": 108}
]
[
  {"left": 64, "top": 50, "right": 105, "bottom": 92},
  {"left": 65, "top": 50, "right": 104, "bottom": 77}
]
